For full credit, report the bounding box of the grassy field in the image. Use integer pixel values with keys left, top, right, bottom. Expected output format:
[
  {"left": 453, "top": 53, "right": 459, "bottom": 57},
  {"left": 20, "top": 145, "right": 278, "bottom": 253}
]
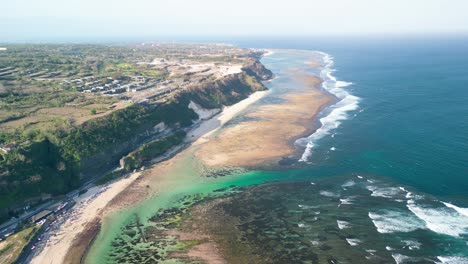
[
  {"left": 0, "top": 226, "right": 40, "bottom": 264},
  {"left": 0, "top": 91, "right": 121, "bottom": 144},
  {"left": 102, "top": 62, "right": 166, "bottom": 78}
]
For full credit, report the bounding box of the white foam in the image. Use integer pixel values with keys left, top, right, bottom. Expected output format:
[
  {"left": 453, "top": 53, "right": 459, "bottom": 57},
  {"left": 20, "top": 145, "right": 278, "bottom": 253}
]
[
  {"left": 368, "top": 210, "right": 425, "bottom": 234},
  {"left": 392, "top": 254, "right": 413, "bottom": 264},
  {"left": 298, "top": 204, "right": 317, "bottom": 209},
  {"left": 341, "top": 180, "right": 355, "bottom": 188},
  {"left": 339, "top": 198, "right": 354, "bottom": 205},
  {"left": 367, "top": 186, "right": 404, "bottom": 198},
  {"left": 263, "top": 49, "right": 275, "bottom": 57},
  {"left": 337, "top": 220, "right": 351, "bottom": 229},
  {"left": 407, "top": 200, "right": 468, "bottom": 237},
  {"left": 402, "top": 240, "right": 422, "bottom": 250},
  {"left": 298, "top": 52, "right": 360, "bottom": 162},
  {"left": 386, "top": 246, "right": 394, "bottom": 251},
  {"left": 357, "top": 175, "right": 364, "bottom": 179},
  {"left": 298, "top": 223, "right": 307, "bottom": 228},
  {"left": 320, "top": 191, "right": 339, "bottom": 198},
  {"left": 346, "top": 238, "right": 361, "bottom": 246},
  {"left": 310, "top": 240, "right": 320, "bottom": 246},
  {"left": 330, "top": 147, "right": 336, "bottom": 151},
  {"left": 443, "top": 202, "right": 468, "bottom": 217},
  {"left": 437, "top": 256, "right": 468, "bottom": 264}
]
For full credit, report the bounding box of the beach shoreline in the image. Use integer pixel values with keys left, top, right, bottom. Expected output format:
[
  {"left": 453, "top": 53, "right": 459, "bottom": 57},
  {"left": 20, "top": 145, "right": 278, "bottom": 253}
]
[
  {"left": 30, "top": 89, "right": 270, "bottom": 264},
  {"left": 194, "top": 68, "right": 334, "bottom": 168},
  {"left": 30, "top": 172, "right": 141, "bottom": 264},
  {"left": 31, "top": 49, "right": 335, "bottom": 264},
  {"left": 187, "top": 90, "right": 270, "bottom": 145}
]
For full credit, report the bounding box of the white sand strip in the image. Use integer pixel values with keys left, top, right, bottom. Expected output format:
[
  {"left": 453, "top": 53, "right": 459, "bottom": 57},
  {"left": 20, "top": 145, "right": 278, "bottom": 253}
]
[{"left": 31, "top": 90, "right": 268, "bottom": 264}]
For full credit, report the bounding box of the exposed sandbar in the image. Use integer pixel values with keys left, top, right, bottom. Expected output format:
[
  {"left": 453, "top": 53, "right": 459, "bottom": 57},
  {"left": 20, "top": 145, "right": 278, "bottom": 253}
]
[{"left": 195, "top": 74, "right": 333, "bottom": 168}]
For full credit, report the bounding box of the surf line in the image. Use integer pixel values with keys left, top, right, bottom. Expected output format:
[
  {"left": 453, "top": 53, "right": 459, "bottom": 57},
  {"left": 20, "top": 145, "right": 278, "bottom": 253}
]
[{"left": 297, "top": 52, "right": 360, "bottom": 162}]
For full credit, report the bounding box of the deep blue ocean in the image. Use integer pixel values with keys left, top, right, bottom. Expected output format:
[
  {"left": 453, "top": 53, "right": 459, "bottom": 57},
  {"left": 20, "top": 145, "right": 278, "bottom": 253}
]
[
  {"left": 235, "top": 36, "right": 468, "bottom": 200},
  {"left": 232, "top": 37, "right": 468, "bottom": 262}
]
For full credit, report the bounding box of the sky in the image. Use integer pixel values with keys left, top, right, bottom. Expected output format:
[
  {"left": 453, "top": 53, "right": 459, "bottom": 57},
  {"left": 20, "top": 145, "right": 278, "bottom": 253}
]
[{"left": 2, "top": 0, "right": 468, "bottom": 42}]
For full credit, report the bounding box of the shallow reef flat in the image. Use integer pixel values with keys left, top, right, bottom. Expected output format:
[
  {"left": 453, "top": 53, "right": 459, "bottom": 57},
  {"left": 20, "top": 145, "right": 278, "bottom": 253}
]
[
  {"left": 195, "top": 61, "right": 333, "bottom": 168},
  {"left": 169, "top": 174, "right": 468, "bottom": 264}
]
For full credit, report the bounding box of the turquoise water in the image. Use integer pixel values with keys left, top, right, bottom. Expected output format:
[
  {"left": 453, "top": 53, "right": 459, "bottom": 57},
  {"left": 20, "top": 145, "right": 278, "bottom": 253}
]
[
  {"left": 242, "top": 37, "right": 468, "bottom": 200},
  {"left": 87, "top": 38, "right": 468, "bottom": 263},
  {"left": 232, "top": 38, "right": 468, "bottom": 262}
]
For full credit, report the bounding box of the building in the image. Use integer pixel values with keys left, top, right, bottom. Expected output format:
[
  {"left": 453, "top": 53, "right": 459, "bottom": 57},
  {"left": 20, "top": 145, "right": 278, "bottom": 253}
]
[{"left": 132, "top": 76, "right": 146, "bottom": 84}]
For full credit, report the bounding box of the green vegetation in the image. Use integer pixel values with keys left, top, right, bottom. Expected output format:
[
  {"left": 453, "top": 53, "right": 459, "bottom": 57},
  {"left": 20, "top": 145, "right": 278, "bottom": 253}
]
[
  {"left": 0, "top": 71, "right": 267, "bottom": 214},
  {"left": 0, "top": 98, "right": 199, "bottom": 214},
  {"left": 0, "top": 139, "right": 79, "bottom": 210},
  {"left": 123, "top": 131, "right": 186, "bottom": 171},
  {"left": 61, "top": 101, "right": 196, "bottom": 161},
  {"left": 0, "top": 43, "right": 272, "bottom": 222},
  {"left": 0, "top": 91, "right": 119, "bottom": 145},
  {"left": 179, "top": 72, "right": 267, "bottom": 109},
  {"left": 0, "top": 226, "right": 39, "bottom": 264},
  {"left": 102, "top": 62, "right": 165, "bottom": 79}
]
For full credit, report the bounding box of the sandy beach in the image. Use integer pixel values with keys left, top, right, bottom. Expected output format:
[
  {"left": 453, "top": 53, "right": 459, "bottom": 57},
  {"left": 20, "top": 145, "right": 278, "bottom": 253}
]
[
  {"left": 187, "top": 90, "right": 269, "bottom": 145},
  {"left": 30, "top": 90, "right": 269, "bottom": 264},
  {"left": 30, "top": 173, "right": 140, "bottom": 264}
]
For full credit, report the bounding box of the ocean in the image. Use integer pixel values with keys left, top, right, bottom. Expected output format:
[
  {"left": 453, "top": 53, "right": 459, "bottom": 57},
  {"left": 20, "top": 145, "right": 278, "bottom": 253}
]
[
  {"left": 238, "top": 36, "right": 468, "bottom": 198},
  {"left": 234, "top": 36, "right": 468, "bottom": 262},
  {"left": 86, "top": 37, "right": 468, "bottom": 263}
]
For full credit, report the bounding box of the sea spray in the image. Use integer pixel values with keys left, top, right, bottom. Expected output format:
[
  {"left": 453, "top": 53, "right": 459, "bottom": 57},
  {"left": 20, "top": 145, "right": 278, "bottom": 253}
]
[
  {"left": 442, "top": 202, "right": 468, "bottom": 217},
  {"left": 407, "top": 199, "right": 468, "bottom": 237},
  {"left": 298, "top": 52, "right": 360, "bottom": 161}
]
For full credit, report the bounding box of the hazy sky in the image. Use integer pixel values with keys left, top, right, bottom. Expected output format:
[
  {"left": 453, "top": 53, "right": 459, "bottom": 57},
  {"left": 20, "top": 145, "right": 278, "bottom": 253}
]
[{"left": 2, "top": 0, "right": 468, "bottom": 41}]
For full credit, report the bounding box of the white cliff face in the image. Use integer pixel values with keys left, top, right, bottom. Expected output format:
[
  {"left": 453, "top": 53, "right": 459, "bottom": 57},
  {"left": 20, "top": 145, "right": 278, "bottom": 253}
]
[{"left": 188, "top": 100, "right": 221, "bottom": 121}]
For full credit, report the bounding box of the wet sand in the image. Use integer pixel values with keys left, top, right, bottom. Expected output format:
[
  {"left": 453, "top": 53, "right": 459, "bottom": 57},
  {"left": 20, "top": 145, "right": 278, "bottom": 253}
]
[
  {"left": 187, "top": 90, "right": 270, "bottom": 145},
  {"left": 195, "top": 74, "right": 333, "bottom": 168},
  {"left": 31, "top": 173, "right": 140, "bottom": 264}
]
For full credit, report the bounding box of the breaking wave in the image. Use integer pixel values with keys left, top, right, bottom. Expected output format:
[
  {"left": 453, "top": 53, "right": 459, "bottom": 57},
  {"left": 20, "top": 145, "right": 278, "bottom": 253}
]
[
  {"left": 368, "top": 210, "right": 425, "bottom": 234},
  {"left": 437, "top": 256, "right": 468, "bottom": 264},
  {"left": 442, "top": 202, "right": 468, "bottom": 217},
  {"left": 299, "top": 52, "right": 360, "bottom": 161},
  {"left": 346, "top": 238, "right": 361, "bottom": 246},
  {"left": 337, "top": 220, "right": 351, "bottom": 229},
  {"left": 319, "top": 190, "right": 340, "bottom": 198},
  {"left": 366, "top": 186, "right": 405, "bottom": 199},
  {"left": 407, "top": 200, "right": 468, "bottom": 237}
]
